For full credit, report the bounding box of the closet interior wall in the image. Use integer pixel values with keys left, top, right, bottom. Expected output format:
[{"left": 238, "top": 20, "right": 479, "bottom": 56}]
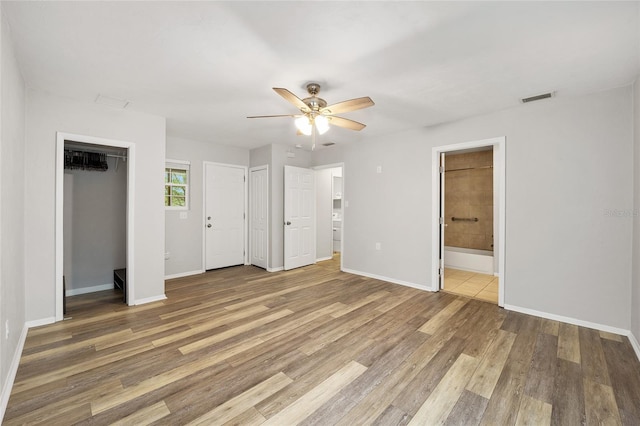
[{"left": 63, "top": 144, "right": 127, "bottom": 296}]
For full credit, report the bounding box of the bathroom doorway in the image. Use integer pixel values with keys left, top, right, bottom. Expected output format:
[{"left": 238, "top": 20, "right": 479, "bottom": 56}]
[
  {"left": 313, "top": 163, "right": 344, "bottom": 270},
  {"left": 442, "top": 147, "right": 497, "bottom": 303},
  {"left": 432, "top": 137, "right": 505, "bottom": 306}
]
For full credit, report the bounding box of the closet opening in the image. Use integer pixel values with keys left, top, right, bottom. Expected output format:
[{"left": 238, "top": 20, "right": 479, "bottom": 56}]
[{"left": 55, "top": 132, "right": 136, "bottom": 321}]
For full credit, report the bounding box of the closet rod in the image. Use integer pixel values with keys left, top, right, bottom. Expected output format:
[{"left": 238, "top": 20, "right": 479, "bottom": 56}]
[
  {"left": 106, "top": 153, "right": 127, "bottom": 160},
  {"left": 64, "top": 149, "right": 127, "bottom": 160}
]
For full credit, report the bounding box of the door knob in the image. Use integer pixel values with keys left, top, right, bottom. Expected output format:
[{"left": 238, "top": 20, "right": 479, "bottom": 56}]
[
  {"left": 285, "top": 221, "right": 291, "bottom": 225},
  {"left": 207, "top": 224, "right": 212, "bottom": 228}
]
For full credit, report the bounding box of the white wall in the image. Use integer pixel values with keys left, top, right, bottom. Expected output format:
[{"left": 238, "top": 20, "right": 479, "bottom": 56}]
[
  {"left": 313, "top": 86, "right": 634, "bottom": 331},
  {"left": 63, "top": 160, "right": 127, "bottom": 293},
  {"left": 165, "top": 136, "right": 249, "bottom": 277},
  {"left": 633, "top": 75, "right": 640, "bottom": 345},
  {"left": 0, "top": 8, "right": 25, "bottom": 416},
  {"left": 25, "top": 90, "right": 166, "bottom": 321}
]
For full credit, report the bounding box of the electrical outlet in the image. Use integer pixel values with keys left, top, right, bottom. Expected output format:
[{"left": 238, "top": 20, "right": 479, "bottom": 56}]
[
  {"left": 375, "top": 242, "right": 381, "bottom": 250},
  {"left": 164, "top": 252, "right": 170, "bottom": 260}
]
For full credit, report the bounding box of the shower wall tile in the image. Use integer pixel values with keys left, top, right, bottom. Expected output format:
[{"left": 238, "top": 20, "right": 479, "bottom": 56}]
[{"left": 444, "top": 150, "right": 494, "bottom": 251}]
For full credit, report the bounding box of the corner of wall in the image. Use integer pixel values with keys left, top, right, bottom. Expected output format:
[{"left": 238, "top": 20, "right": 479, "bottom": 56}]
[{"left": 632, "top": 74, "right": 640, "bottom": 358}]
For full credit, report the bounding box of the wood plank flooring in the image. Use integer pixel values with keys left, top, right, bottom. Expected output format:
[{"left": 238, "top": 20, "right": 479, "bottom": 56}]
[{"left": 5, "top": 257, "right": 640, "bottom": 425}]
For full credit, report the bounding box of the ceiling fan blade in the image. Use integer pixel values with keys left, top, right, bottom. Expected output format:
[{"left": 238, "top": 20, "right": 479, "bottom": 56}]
[
  {"left": 273, "top": 88, "right": 310, "bottom": 112},
  {"left": 329, "top": 116, "right": 366, "bottom": 131},
  {"left": 247, "top": 114, "right": 299, "bottom": 119},
  {"left": 321, "top": 97, "right": 374, "bottom": 115}
]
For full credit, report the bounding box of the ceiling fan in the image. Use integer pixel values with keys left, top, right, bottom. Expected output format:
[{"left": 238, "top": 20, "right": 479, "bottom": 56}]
[{"left": 248, "top": 83, "right": 374, "bottom": 149}]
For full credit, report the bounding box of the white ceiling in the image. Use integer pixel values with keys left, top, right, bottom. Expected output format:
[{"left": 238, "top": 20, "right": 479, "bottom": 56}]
[{"left": 3, "top": 1, "right": 639, "bottom": 150}]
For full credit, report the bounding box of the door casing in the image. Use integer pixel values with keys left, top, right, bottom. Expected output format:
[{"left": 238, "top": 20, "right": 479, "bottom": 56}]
[
  {"left": 55, "top": 132, "right": 135, "bottom": 319},
  {"left": 431, "top": 136, "right": 506, "bottom": 307}
]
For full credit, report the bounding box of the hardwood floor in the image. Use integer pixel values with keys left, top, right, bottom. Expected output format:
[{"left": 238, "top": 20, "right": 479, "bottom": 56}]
[{"left": 5, "top": 258, "right": 640, "bottom": 425}]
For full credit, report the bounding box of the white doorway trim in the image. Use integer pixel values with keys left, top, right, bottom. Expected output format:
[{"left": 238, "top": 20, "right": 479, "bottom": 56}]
[
  {"left": 55, "top": 132, "right": 136, "bottom": 321},
  {"left": 313, "top": 162, "right": 345, "bottom": 272},
  {"left": 431, "top": 136, "right": 506, "bottom": 307},
  {"left": 201, "top": 161, "right": 249, "bottom": 271},
  {"left": 249, "top": 165, "right": 269, "bottom": 269}
]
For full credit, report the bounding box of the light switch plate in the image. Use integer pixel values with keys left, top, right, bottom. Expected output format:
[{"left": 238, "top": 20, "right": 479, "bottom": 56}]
[{"left": 180, "top": 212, "right": 188, "bottom": 219}]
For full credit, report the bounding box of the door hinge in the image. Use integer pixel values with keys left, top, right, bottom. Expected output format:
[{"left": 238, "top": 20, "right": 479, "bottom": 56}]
[
  {"left": 439, "top": 217, "right": 444, "bottom": 225},
  {"left": 439, "top": 166, "right": 444, "bottom": 174},
  {"left": 243, "top": 212, "right": 246, "bottom": 220},
  {"left": 438, "top": 268, "right": 443, "bottom": 277}
]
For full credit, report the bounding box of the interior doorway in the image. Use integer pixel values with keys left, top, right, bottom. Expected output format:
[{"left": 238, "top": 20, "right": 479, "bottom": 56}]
[
  {"left": 55, "top": 132, "right": 136, "bottom": 321},
  {"left": 283, "top": 165, "right": 316, "bottom": 270},
  {"left": 432, "top": 137, "right": 506, "bottom": 307},
  {"left": 249, "top": 165, "right": 269, "bottom": 270},
  {"left": 441, "top": 147, "right": 497, "bottom": 303},
  {"left": 203, "top": 162, "right": 247, "bottom": 270},
  {"left": 313, "top": 163, "right": 345, "bottom": 271}
]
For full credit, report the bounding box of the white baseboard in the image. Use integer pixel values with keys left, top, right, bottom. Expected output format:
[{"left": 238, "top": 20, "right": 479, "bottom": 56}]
[
  {"left": 0, "top": 324, "right": 28, "bottom": 422},
  {"left": 267, "top": 266, "right": 284, "bottom": 273},
  {"left": 25, "top": 317, "right": 56, "bottom": 328},
  {"left": 316, "top": 256, "right": 333, "bottom": 262},
  {"left": 134, "top": 294, "right": 167, "bottom": 305},
  {"left": 66, "top": 283, "right": 113, "bottom": 296},
  {"left": 164, "top": 269, "right": 204, "bottom": 280},
  {"left": 503, "top": 304, "right": 630, "bottom": 336},
  {"left": 342, "top": 268, "right": 435, "bottom": 292},
  {"left": 504, "top": 304, "right": 640, "bottom": 363}
]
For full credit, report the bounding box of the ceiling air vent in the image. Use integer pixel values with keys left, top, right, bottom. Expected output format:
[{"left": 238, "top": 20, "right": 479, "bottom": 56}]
[
  {"left": 95, "top": 94, "right": 130, "bottom": 109},
  {"left": 322, "top": 142, "right": 335, "bottom": 147},
  {"left": 521, "top": 92, "right": 554, "bottom": 104}
]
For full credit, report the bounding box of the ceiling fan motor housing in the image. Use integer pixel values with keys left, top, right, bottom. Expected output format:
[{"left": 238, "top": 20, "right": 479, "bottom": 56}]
[{"left": 303, "top": 83, "right": 326, "bottom": 112}]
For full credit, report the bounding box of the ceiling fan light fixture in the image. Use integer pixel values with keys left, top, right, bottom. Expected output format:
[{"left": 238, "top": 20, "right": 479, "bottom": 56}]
[
  {"left": 295, "top": 116, "right": 312, "bottom": 135},
  {"left": 315, "top": 115, "right": 330, "bottom": 135}
]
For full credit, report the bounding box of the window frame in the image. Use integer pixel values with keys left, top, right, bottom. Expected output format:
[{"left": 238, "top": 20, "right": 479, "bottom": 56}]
[{"left": 165, "top": 160, "right": 190, "bottom": 210}]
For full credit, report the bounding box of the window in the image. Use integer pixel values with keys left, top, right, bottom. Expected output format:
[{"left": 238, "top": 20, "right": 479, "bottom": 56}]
[{"left": 165, "top": 160, "right": 190, "bottom": 209}]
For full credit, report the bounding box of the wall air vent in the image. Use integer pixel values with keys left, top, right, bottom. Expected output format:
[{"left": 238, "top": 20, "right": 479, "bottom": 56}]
[
  {"left": 521, "top": 92, "right": 554, "bottom": 103},
  {"left": 322, "top": 142, "right": 335, "bottom": 147}
]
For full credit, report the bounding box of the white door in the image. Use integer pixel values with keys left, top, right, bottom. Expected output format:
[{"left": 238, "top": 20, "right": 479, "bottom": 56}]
[
  {"left": 284, "top": 165, "right": 316, "bottom": 270},
  {"left": 439, "top": 152, "right": 446, "bottom": 290},
  {"left": 205, "top": 163, "right": 246, "bottom": 270},
  {"left": 250, "top": 167, "right": 268, "bottom": 269}
]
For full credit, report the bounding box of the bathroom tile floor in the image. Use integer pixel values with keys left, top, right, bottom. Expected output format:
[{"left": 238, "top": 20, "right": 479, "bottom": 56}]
[{"left": 443, "top": 268, "right": 498, "bottom": 304}]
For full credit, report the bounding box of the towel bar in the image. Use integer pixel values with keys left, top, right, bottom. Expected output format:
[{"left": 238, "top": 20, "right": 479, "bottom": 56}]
[{"left": 451, "top": 217, "right": 478, "bottom": 222}]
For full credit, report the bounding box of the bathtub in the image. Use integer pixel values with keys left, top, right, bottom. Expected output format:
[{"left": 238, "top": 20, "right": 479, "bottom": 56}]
[{"left": 444, "top": 246, "right": 494, "bottom": 275}]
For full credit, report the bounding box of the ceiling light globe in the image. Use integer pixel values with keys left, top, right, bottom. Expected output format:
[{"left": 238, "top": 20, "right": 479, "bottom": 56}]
[
  {"left": 315, "top": 115, "right": 330, "bottom": 135},
  {"left": 295, "top": 116, "right": 312, "bottom": 136}
]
